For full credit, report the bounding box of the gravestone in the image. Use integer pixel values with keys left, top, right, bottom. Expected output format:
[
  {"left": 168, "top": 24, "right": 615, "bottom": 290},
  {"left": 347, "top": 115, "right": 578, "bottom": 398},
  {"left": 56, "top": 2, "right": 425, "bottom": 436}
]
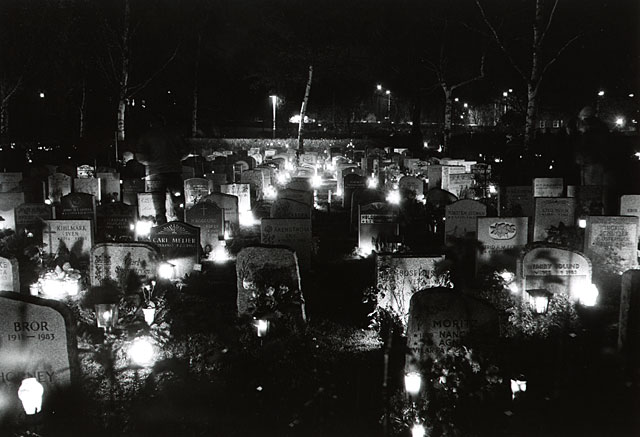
[
  {"left": 202, "top": 192, "right": 239, "bottom": 237},
  {"left": 288, "top": 177, "right": 312, "bottom": 191},
  {"left": 73, "top": 178, "right": 101, "bottom": 202},
  {"left": 398, "top": 176, "right": 424, "bottom": 198},
  {"left": 0, "top": 256, "right": 19, "bottom": 292},
  {"left": 619, "top": 270, "right": 640, "bottom": 363},
  {"left": 236, "top": 246, "right": 304, "bottom": 320},
  {"left": 185, "top": 202, "right": 225, "bottom": 253},
  {"left": 336, "top": 165, "right": 360, "bottom": 196},
  {"left": 137, "top": 192, "right": 164, "bottom": 221},
  {"left": 96, "top": 202, "right": 137, "bottom": 242},
  {"left": 350, "top": 188, "right": 386, "bottom": 231},
  {"left": 533, "top": 197, "right": 577, "bottom": 242},
  {"left": 121, "top": 179, "right": 145, "bottom": 205},
  {"left": 261, "top": 218, "right": 312, "bottom": 269},
  {"left": 205, "top": 172, "right": 229, "bottom": 187},
  {"left": 518, "top": 245, "right": 592, "bottom": 301},
  {"left": 568, "top": 185, "right": 604, "bottom": 216},
  {"left": 21, "top": 178, "right": 47, "bottom": 203},
  {"left": 42, "top": 219, "right": 93, "bottom": 266},
  {"left": 0, "top": 192, "right": 26, "bottom": 230},
  {"left": 445, "top": 172, "right": 476, "bottom": 198},
  {"left": 278, "top": 188, "right": 313, "bottom": 207},
  {"left": 184, "top": 178, "right": 213, "bottom": 210},
  {"left": 358, "top": 202, "right": 400, "bottom": 255},
  {"left": 149, "top": 222, "right": 201, "bottom": 278},
  {"left": 90, "top": 242, "right": 161, "bottom": 287},
  {"left": 429, "top": 165, "right": 465, "bottom": 190},
  {"left": 477, "top": 217, "right": 529, "bottom": 270},
  {"left": 241, "top": 169, "right": 266, "bottom": 200},
  {"left": 14, "top": 203, "right": 53, "bottom": 239},
  {"left": 375, "top": 254, "right": 445, "bottom": 327},
  {"left": 620, "top": 195, "right": 640, "bottom": 239},
  {"left": 59, "top": 192, "right": 96, "bottom": 224},
  {"left": 0, "top": 172, "right": 23, "bottom": 192},
  {"left": 499, "top": 186, "right": 534, "bottom": 217},
  {"left": 270, "top": 198, "right": 312, "bottom": 219},
  {"left": 0, "top": 292, "right": 79, "bottom": 406},
  {"left": 47, "top": 173, "right": 72, "bottom": 203},
  {"left": 76, "top": 164, "right": 94, "bottom": 178},
  {"left": 444, "top": 199, "right": 487, "bottom": 243},
  {"left": 405, "top": 288, "right": 498, "bottom": 371},
  {"left": 533, "top": 177, "right": 563, "bottom": 197},
  {"left": 97, "top": 172, "right": 121, "bottom": 203},
  {"left": 584, "top": 216, "right": 638, "bottom": 273},
  {"left": 342, "top": 173, "right": 366, "bottom": 209},
  {"left": 221, "top": 183, "right": 251, "bottom": 212},
  {"left": 425, "top": 188, "right": 458, "bottom": 209}
]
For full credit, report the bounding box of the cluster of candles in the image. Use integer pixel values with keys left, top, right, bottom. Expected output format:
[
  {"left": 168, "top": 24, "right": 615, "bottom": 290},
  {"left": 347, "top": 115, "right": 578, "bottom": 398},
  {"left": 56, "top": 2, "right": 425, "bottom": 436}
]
[{"left": 32, "top": 264, "right": 81, "bottom": 298}]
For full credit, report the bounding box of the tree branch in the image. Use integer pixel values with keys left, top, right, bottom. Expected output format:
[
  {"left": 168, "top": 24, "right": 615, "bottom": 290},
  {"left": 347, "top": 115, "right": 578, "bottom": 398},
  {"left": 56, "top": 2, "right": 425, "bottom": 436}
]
[
  {"left": 451, "top": 52, "right": 486, "bottom": 91},
  {"left": 1, "top": 77, "right": 23, "bottom": 105},
  {"left": 128, "top": 44, "right": 180, "bottom": 98},
  {"left": 538, "top": 33, "right": 581, "bottom": 89},
  {"left": 538, "top": 0, "right": 560, "bottom": 48},
  {"left": 475, "top": 0, "right": 527, "bottom": 80}
]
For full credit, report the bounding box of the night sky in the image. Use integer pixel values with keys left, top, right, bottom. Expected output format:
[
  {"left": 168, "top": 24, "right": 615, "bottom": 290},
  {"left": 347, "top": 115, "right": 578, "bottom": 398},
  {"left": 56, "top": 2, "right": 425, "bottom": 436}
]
[{"left": 1, "top": 0, "right": 638, "bottom": 142}]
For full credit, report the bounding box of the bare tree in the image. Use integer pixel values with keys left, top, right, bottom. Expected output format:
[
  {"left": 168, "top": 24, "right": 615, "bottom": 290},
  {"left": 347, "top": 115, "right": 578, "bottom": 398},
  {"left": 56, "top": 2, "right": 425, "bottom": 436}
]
[
  {"left": 97, "top": 0, "right": 178, "bottom": 142},
  {"left": 476, "top": 0, "right": 580, "bottom": 149}
]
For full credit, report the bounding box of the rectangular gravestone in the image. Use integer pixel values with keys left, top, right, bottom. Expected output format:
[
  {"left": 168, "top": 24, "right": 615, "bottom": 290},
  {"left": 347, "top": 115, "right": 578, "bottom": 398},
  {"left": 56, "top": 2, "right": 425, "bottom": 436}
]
[
  {"left": 358, "top": 202, "right": 400, "bottom": 255},
  {"left": 499, "top": 186, "right": 534, "bottom": 217},
  {"left": 0, "top": 172, "right": 22, "bottom": 192},
  {"left": 405, "top": 289, "right": 498, "bottom": 370},
  {"left": 73, "top": 178, "right": 101, "bottom": 202},
  {"left": 97, "top": 172, "right": 121, "bottom": 203},
  {"left": 14, "top": 203, "right": 53, "bottom": 240},
  {"left": 22, "top": 178, "right": 47, "bottom": 203},
  {"left": 0, "top": 292, "right": 79, "bottom": 401},
  {"left": 261, "top": 218, "right": 312, "bottom": 269},
  {"left": 47, "top": 173, "right": 72, "bottom": 203},
  {"left": 0, "top": 192, "right": 26, "bottom": 230},
  {"left": 445, "top": 199, "right": 487, "bottom": 243},
  {"left": 533, "top": 197, "right": 577, "bottom": 242},
  {"left": 568, "top": 185, "right": 604, "bottom": 216},
  {"left": 398, "top": 176, "right": 424, "bottom": 198},
  {"left": 241, "top": 169, "right": 266, "bottom": 200},
  {"left": 533, "top": 177, "right": 563, "bottom": 197},
  {"left": 343, "top": 174, "right": 366, "bottom": 209},
  {"left": 221, "top": 183, "right": 251, "bottom": 213},
  {"left": 137, "top": 192, "right": 164, "bottom": 221},
  {"left": 336, "top": 165, "right": 360, "bottom": 196},
  {"left": 518, "top": 245, "right": 591, "bottom": 301},
  {"left": 202, "top": 193, "right": 239, "bottom": 238},
  {"left": 184, "top": 178, "right": 213, "bottom": 210},
  {"left": 444, "top": 172, "right": 475, "bottom": 197},
  {"left": 375, "top": 254, "right": 445, "bottom": 327},
  {"left": 278, "top": 188, "right": 313, "bottom": 207},
  {"left": 620, "top": 195, "right": 640, "bottom": 241},
  {"left": 477, "top": 217, "right": 529, "bottom": 270},
  {"left": 186, "top": 202, "right": 225, "bottom": 254},
  {"left": 96, "top": 202, "right": 137, "bottom": 242},
  {"left": 90, "top": 242, "right": 161, "bottom": 287},
  {"left": 270, "top": 198, "right": 311, "bottom": 219},
  {"left": 0, "top": 256, "right": 19, "bottom": 292},
  {"left": 585, "top": 216, "right": 638, "bottom": 274},
  {"left": 149, "top": 222, "right": 200, "bottom": 278},
  {"left": 59, "top": 192, "right": 96, "bottom": 224},
  {"left": 235, "top": 246, "right": 304, "bottom": 320},
  {"left": 205, "top": 172, "right": 229, "bottom": 188},
  {"left": 122, "top": 179, "right": 145, "bottom": 205},
  {"left": 76, "top": 164, "right": 95, "bottom": 178},
  {"left": 43, "top": 220, "right": 93, "bottom": 267}
]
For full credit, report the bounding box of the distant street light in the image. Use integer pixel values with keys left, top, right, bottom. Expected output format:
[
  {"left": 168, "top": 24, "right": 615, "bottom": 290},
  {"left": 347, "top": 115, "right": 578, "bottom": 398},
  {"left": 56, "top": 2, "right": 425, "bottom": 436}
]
[
  {"left": 502, "top": 91, "right": 508, "bottom": 97},
  {"left": 269, "top": 95, "right": 277, "bottom": 139},
  {"left": 39, "top": 92, "right": 45, "bottom": 99},
  {"left": 463, "top": 102, "right": 469, "bottom": 108},
  {"left": 386, "top": 90, "right": 391, "bottom": 119},
  {"left": 376, "top": 84, "right": 382, "bottom": 91},
  {"left": 597, "top": 90, "right": 605, "bottom": 97},
  {"left": 629, "top": 93, "right": 635, "bottom": 98}
]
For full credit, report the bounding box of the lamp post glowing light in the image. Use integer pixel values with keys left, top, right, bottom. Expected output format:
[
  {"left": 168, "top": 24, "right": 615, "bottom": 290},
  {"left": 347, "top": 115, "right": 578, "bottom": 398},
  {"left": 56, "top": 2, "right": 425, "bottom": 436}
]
[
  {"left": 269, "top": 95, "right": 277, "bottom": 139},
  {"left": 18, "top": 378, "right": 44, "bottom": 415}
]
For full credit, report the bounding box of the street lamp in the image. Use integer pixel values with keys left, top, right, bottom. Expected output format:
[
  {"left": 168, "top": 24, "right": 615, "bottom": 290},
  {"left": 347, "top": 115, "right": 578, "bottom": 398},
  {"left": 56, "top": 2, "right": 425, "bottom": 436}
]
[
  {"left": 269, "top": 95, "right": 277, "bottom": 139},
  {"left": 376, "top": 84, "right": 382, "bottom": 91}
]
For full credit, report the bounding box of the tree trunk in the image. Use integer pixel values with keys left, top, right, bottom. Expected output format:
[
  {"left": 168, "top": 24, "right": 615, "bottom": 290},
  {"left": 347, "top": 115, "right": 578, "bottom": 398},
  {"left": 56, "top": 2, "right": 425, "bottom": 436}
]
[
  {"left": 524, "top": 0, "right": 544, "bottom": 150},
  {"left": 0, "top": 102, "right": 8, "bottom": 137},
  {"left": 443, "top": 87, "right": 453, "bottom": 153},
  {"left": 297, "top": 65, "right": 313, "bottom": 153},
  {"left": 524, "top": 83, "right": 538, "bottom": 149},
  {"left": 191, "top": 32, "right": 202, "bottom": 138},
  {"left": 79, "top": 80, "right": 86, "bottom": 139},
  {"left": 410, "top": 91, "right": 422, "bottom": 151},
  {"left": 117, "top": 0, "right": 131, "bottom": 142}
]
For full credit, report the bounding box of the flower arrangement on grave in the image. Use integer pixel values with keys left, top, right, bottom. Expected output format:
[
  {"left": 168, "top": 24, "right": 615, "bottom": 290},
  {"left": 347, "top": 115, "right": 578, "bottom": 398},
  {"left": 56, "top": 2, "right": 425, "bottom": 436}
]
[
  {"left": 544, "top": 222, "right": 583, "bottom": 251},
  {"left": 387, "top": 346, "right": 503, "bottom": 437},
  {"left": 36, "top": 263, "right": 83, "bottom": 298}
]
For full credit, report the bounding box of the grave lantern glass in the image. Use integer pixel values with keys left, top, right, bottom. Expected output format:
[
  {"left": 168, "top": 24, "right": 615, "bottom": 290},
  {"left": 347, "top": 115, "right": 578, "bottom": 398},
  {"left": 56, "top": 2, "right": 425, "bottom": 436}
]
[
  {"left": 510, "top": 378, "right": 527, "bottom": 400},
  {"left": 142, "top": 307, "right": 156, "bottom": 325},
  {"left": 411, "top": 423, "right": 426, "bottom": 437},
  {"left": 526, "top": 289, "right": 552, "bottom": 314},
  {"left": 578, "top": 283, "right": 599, "bottom": 307},
  {"left": 404, "top": 372, "right": 422, "bottom": 398},
  {"left": 18, "top": 378, "right": 44, "bottom": 415},
  {"left": 158, "top": 262, "right": 175, "bottom": 280},
  {"left": 128, "top": 336, "right": 156, "bottom": 367},
  {"left": 95, "top": 303, "right": 118, "bottom": 332},
  {"left": 255, "top": 319, "right": 269, "bottom": 337}
]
